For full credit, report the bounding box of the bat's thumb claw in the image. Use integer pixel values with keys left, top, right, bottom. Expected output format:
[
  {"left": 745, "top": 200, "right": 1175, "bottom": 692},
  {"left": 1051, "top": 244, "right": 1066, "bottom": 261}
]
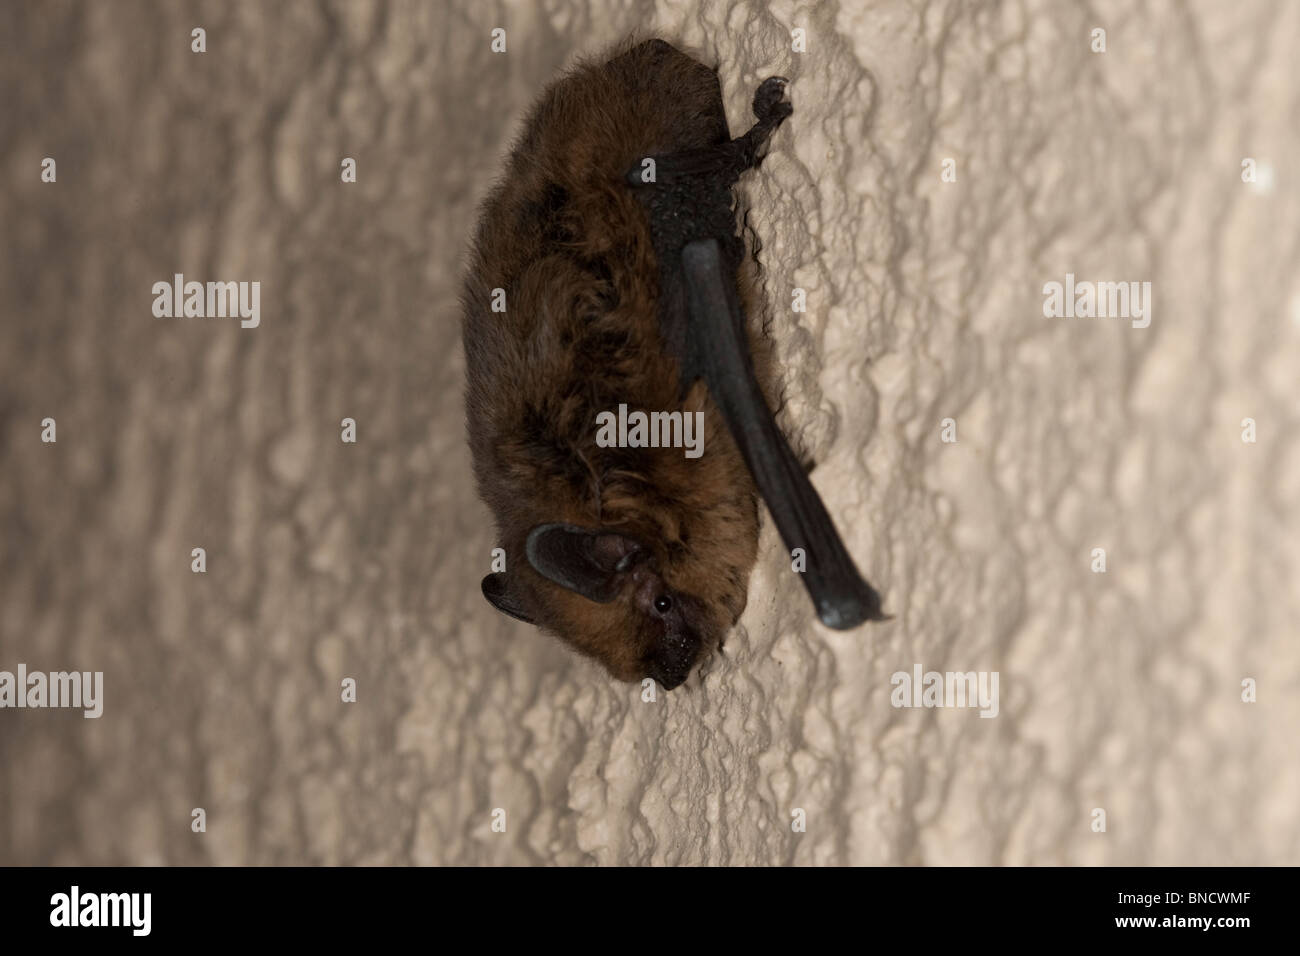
[{"left": 815, "top": 583, "right": 889, "bottom": 630}]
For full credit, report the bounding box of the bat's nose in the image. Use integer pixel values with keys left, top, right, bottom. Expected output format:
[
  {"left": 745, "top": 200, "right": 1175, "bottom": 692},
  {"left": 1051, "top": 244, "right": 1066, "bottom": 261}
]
[
  {"left": 648, "top": 655, "right": 693, "bottom": 690},
  {"left": 647, "top": 637, "right": 699, "bottom": 691}
]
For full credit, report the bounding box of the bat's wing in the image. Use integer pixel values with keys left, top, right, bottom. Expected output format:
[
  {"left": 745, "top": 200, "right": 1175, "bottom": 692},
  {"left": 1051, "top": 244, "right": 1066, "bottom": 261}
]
[
  {"left": 627, "top": 76, "right": 886, "bottom": 629},
  {"left": 680, "top": 238, "right": 885, "bottom": 628}
]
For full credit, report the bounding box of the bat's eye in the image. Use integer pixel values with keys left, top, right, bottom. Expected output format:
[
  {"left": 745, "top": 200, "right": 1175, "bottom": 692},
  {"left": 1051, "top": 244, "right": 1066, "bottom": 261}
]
[{"left": 653, "top": 595, "right": 673, "bottom": 614}]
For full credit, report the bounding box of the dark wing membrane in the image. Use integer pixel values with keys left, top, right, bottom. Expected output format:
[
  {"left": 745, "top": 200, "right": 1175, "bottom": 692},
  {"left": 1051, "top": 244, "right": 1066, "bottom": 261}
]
[{"left": 680, "top": 238, "right": 885, "bottom": 629}]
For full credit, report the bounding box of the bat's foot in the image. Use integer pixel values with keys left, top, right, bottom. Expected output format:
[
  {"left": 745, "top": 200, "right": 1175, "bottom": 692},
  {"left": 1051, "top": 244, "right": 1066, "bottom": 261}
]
[
  {"left": 753, "top": 76, "right": 792, "bottom": 124},
  {"left": 623, "top": 77, "right": 792, "bottom": 188},
  {"left": 733, "top": 77, "right": 792, "bottom": 171},
  {"left": 621, "top": 76, "right": 792, "bottom": 254}
]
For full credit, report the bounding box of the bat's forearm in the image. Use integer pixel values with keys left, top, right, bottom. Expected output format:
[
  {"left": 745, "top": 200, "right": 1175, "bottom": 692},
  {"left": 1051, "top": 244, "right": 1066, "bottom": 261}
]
[{"left": 680, "top": 239, "right": 886, "bottom": 629}]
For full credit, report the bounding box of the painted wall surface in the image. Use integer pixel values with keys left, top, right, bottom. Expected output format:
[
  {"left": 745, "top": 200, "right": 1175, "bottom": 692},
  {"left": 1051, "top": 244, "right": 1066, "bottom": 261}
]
[{"left": 1, "top": 0, "right": 1296, "bottom": 865}]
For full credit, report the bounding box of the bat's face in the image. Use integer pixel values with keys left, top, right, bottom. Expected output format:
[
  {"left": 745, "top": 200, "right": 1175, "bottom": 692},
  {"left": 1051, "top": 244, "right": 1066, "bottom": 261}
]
[
  {"left": 554, "top": 559, "right": 711, "bottom": 690},
  {"left": 482, "top": 524, "right": 736, "bottom": 691}
]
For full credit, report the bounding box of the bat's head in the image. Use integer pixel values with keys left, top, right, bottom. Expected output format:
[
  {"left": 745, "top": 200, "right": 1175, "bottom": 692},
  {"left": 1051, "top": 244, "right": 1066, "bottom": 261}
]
[{"left": 481, "top": 523, "right": 732, "bottom": 690}]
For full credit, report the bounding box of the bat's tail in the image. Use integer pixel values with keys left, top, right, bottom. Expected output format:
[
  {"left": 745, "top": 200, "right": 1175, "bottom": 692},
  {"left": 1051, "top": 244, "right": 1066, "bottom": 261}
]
[{"left": 680, "top": 238, "right": 887, "bottom": 630}]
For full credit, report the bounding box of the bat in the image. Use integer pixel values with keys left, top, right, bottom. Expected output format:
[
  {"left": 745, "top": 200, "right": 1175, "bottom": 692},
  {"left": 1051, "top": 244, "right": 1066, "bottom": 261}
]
[{"left": 461, "top": 37, "right": 886, "bottom": 690}]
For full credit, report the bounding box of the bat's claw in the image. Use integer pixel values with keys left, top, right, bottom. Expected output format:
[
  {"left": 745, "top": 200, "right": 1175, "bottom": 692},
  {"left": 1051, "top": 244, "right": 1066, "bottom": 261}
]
[{"left": 753, "top": 76, "right": 792, "bottom": 123}]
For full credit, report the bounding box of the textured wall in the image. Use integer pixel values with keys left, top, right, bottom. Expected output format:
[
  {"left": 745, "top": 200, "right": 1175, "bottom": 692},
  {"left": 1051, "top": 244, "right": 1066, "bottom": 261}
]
[{"left": 1, "top": 0, "right": 1296, "bottom": 866}]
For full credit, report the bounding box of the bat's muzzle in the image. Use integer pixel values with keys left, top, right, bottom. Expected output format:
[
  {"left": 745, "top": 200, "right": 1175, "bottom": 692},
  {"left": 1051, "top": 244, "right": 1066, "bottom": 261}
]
[{"left": 646, "top": 631, "right": 699, "bottom": 691}]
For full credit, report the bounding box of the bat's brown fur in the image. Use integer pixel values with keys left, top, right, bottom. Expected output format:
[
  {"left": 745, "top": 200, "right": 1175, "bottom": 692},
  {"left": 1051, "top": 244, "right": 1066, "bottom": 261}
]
[{"left": 462, "top": 37, "right": 779, "bottom": 687}]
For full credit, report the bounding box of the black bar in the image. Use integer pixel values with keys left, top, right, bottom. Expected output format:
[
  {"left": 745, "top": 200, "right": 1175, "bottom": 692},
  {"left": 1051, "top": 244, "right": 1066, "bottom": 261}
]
[{"left": 0, "top": 865, "right": 1283, "bottom": 942}]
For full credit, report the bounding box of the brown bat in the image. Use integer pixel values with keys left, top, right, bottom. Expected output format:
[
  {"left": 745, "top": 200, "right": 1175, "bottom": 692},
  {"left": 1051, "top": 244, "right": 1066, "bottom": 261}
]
[{"left": 461, "top": 37, "right": 885, "bottom": 690}]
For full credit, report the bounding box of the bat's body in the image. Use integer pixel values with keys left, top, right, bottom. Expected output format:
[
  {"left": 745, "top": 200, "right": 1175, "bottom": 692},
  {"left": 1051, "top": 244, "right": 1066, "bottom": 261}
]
[{"left": 462, "top": 38, "right": 884, "bottom": 689}]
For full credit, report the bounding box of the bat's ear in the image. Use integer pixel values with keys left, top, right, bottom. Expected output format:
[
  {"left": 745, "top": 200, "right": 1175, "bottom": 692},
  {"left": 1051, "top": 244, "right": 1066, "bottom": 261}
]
[
  {"left": 481, "top": 573, "right": 535, "bottom": 624},
  {"left": 525, "top": 523, "right": 644, "bottom": 604}
]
